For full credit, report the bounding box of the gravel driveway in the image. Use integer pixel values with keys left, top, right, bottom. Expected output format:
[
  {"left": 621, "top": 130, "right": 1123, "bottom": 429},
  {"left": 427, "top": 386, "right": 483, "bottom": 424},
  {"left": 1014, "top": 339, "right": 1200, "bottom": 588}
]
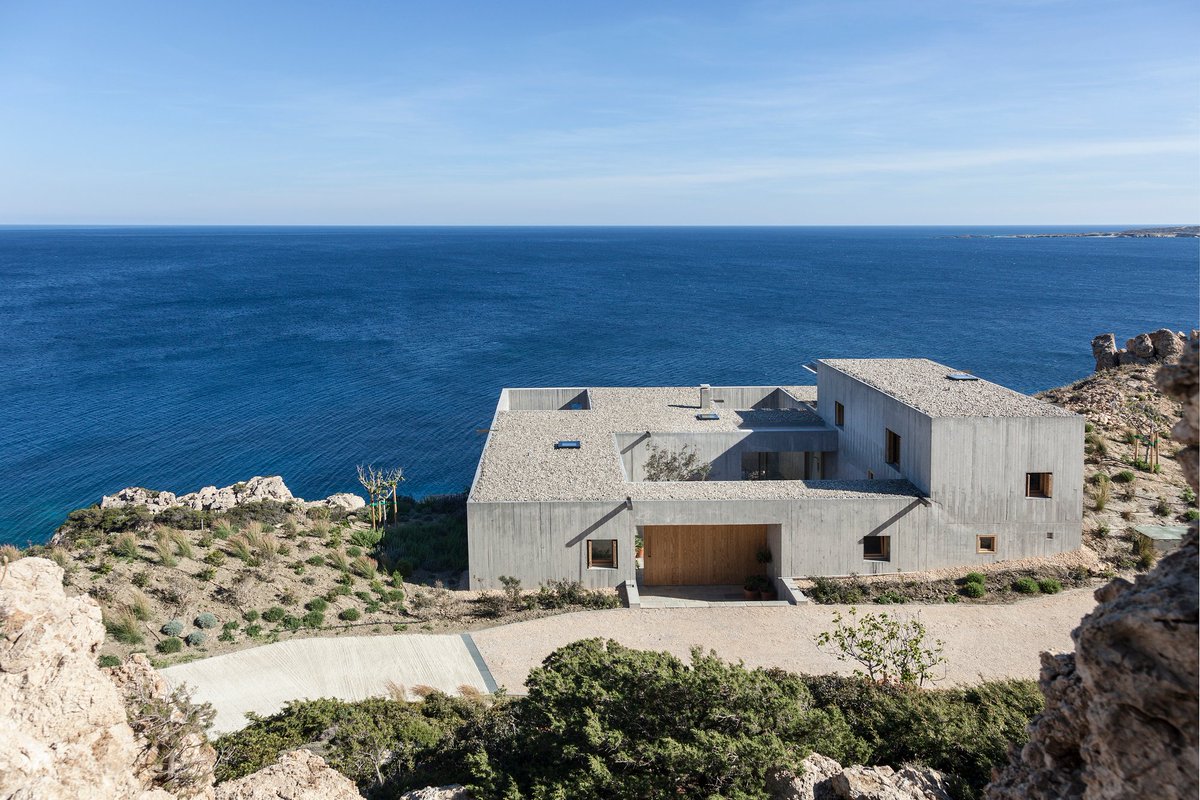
[{"left": 471, "top": 588, "right": 1099, "bottom": 692}]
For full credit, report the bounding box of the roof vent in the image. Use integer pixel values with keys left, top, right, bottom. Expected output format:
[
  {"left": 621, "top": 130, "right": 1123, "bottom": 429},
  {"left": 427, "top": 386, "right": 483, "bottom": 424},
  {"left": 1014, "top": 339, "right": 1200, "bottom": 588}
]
[
  {"left": 947, "top": 372, "right": 979, "bottom": 381},
  {"left": 554, "top": 440, "right": 581, "bottom": 449},
  {"left": 695, "top": 412, "right": 720, "bottom": 421}
]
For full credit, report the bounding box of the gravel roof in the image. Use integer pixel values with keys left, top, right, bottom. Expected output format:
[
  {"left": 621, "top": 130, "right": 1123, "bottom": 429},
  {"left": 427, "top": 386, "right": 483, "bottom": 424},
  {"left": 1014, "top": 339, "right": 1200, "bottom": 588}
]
[
  {"left": 818, "top": 358, "right": 1077, "bottom": 418},
  {"left": 470, "top": 385, "right": 920, "bottom": 503}
]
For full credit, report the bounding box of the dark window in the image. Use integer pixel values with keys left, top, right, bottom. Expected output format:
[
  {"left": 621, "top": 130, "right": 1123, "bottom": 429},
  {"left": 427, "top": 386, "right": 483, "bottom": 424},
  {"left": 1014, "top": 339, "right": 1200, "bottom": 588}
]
[
  {"left": 1026, "top": 472, "right": 1053, "bottom": 498},
  {"left": 977, "top": 535, "right": 997, "bottom": 554},
  {"left": 885, "top": 429, "right": 901, "bottom": 465},
  {"left": 587, "top": 539, "right": 617, "bottom": 569},
  {"left": 863, "top": 535, "right": 890, "bottom": 561},
  {"left": 834, "top": 401, "right": 844, "bottom": 427}
]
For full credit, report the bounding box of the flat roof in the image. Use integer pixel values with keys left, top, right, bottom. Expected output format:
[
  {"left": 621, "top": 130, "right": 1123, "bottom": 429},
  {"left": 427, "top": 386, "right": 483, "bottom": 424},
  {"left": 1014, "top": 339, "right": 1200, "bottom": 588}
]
[
  {"left": 470, "top": 385, "right": 921, "bottom": 503},
  {"left": 818, "top": 358, "right": 1077, "bottom": 419}
]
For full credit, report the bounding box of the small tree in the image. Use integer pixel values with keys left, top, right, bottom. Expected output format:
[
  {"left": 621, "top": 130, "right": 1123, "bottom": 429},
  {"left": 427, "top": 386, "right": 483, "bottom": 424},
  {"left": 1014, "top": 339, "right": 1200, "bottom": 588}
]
[
  {"left": 815, "top": 607, "right": 945, "bottom": 687},
  {"left": 643, "top": 443, "right": 712, "bottom": 482}
]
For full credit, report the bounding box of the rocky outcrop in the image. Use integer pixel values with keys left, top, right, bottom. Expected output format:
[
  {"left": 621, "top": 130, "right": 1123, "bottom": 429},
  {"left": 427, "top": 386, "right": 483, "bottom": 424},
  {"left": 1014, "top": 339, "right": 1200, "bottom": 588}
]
[
  {"left": 1156, "top": 336, "right": 1199, "bottom": 490},
  {"left": 1092, "top": 329, "right": 1193, "bottom": 371},
  {"left": 986, "top": 530, "right": 1198, "bottom": 799},
  {"left": 0, "top": 557, "right": 168, "bottom": 799},
  {"left": 213, "top": 750, "right": 363, "bottom": 800},
  {"left": 398, "top": 787, "right": 471, "bottom": 800},
  {"left": 769, "top": 753, "right": 953, "bottom": 800},
  {"left": 1, "top": 557, "right": 362, "bottom": 800},
  {"left": 100, "top": 475, "right": 364, "bottom": 515}
]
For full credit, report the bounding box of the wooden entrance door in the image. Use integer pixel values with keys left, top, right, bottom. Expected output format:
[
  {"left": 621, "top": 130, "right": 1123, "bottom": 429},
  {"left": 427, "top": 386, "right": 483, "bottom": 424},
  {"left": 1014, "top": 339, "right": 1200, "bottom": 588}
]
[{"left": 642, "top": 524, "right": 768, "bottom": 585}]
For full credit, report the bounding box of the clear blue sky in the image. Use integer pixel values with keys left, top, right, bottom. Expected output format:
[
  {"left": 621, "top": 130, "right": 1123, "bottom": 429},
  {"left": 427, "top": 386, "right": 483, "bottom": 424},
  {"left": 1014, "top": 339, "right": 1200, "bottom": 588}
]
[{"left": 1, "top": 1, "right": 1196, "bottom": 224}]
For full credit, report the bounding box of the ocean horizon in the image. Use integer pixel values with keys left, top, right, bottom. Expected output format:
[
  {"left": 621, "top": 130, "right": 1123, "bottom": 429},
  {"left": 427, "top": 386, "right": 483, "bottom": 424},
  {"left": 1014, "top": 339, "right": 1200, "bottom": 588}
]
[{"left": 1, "top": 225, "right": 1196, "bottom": 544}]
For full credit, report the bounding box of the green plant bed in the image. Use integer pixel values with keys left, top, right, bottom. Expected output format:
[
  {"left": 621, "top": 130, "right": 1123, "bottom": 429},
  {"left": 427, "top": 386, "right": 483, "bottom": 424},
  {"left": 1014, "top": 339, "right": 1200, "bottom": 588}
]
[{"left": 1012, "top": 577, "right": 1040, "bottom": 594}]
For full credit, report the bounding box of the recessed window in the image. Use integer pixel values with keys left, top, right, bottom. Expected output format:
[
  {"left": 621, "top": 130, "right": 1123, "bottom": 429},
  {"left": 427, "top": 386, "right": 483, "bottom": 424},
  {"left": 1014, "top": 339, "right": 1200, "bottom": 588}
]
[
  {"left": 863, "top": 535, "right": 890, "bottom": 561},
  {"left": 885, "top": 429, "right": 901, "bottom": 466},
  {"left": 1046, "top": 531, "right": 1054, "bottom": 540},
  {"left": 834, "top": 401, "right": 844, "bottom": 427},
  {"left": 1026, "top": 472, "right": 1053, "bottom": 498},
  {"left": 587, "top": 539, "right": 617, "bottom": 569},
  {"left": 977, "top": 535, "right": 997, "bottom": 554}
]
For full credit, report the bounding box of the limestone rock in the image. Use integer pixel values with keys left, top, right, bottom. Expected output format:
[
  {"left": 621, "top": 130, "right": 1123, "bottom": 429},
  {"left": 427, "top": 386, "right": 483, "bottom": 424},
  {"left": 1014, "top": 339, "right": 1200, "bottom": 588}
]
[
  {"left": 1149, "top": 328, "right": 1186, "bottom": 364},
  {"left": 769, "top": 753, "right": 952, "bottom": 800},
  {"left": 1156, "top": 337, "right": 1199, "bottom": 490},
  {"left": 985, "top": 531, "right": 1199, "bottom": 800},
  {"left": 106, "top": 654, "right": 217, "bottom": 800},
  {"left": 0, "top": 557, "right": 164, "bottom": 800},
  {"left": 1090, "top": 334, "right": 1118, "bottom": 371},
  {"left": 102, "top": 486, "right": 180, "bottom": 515},
  {"left": 311, "top": 492, "right": 367, "bottom": 512},
  {"left": 213, "top": 750, "right": 363, "bottom": 800},
  {"left": 398, "top": 786, "right": 471, "bottom": 800},
  {"left": 1128, "top": 333, "right": 1155, "bottom": 359}
]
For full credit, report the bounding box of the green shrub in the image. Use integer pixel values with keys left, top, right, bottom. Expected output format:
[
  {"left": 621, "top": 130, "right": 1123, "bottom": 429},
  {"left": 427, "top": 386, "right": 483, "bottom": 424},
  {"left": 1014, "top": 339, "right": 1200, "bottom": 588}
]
[
  {"left": 346, "top": 545, "right": 363, "bottom": 558},
  {"left": 157, "top": 637, "right": 184, "bottom": 654},
  {"left": 185, "top": 631, "right": 206, "bottom": 646},
  {"left": 281, "top": 615, "right": 302, "bottom": 631},
  {"left": 131, "top": 570, "right": 151, "bottom": 588},
  {"left": 873, "top": 589, "right": 907, "bottom": 605},
  {"left": 111, "top": 533, "right": 140, "bottom": 559},
  {"left": 104, "top": 609, "right": 144, "bottom": 644},
  {"left": 807, "top": 575, "right": 865, "bottom": 604},
  {"left": 961, "top": 582, "right": 986, "bottom": 598},
  {"left": 194, "top": 612, "right": 219, "bottom": 629},
  {"left": 245, "top": 624, "right": 263, "bottom": 638},
  {"left": 161, "top": 619, "right": 184, "bottom": 637},
  {"left": 195, "top": 567, "right": 217, "bottom": 582},
  {"left": 1187, "top": 509, "right": 1199, "bottom": 521},
  {"left": 98, "top": 654, "right": 122, "bottom": 668},
  {"left": 243, "top": 609, "right": 260, "bottom": 622},
  {"left": 1012, "top": 577, "right": 1040, "bottom": 594},
  {"left": 1112, "top": 470, "right": 1136, "bottom": 483},
  {"left": 305, "top": 597, "right": 328, "bottom": 612},
  {"left": 962, "top": 572, "right": 986, "bottom": 586},
  {"left": 301, "top": 611, "right": 325, "bottom": 628},
  {"left": 1037, "top": 578, "right": 1062, "bottom": 594},
  {"left": 262, "top": 607, "right": 286, "bottom": 623},
  {"left": 1153, "top": 497, "right": 1171, "bottom": 517},
  {"left": 204, "top": 550, "right": 226, "bottom": 566},
  {"left": 305, "top": 554, "right": 325, "bottom": 567},
  {"left": 339, "top": 607, "right": 362, "bottom": 622},
  {"left": 350, "top": 527, "right": 384, "bottom": 548}
]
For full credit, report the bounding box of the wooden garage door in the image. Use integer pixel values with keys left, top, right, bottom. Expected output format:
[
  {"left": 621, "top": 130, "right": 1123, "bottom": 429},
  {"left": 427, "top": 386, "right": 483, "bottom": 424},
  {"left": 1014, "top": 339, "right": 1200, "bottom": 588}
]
[{"left": 642, "top": 524, "right": 768, "bottom": 585}]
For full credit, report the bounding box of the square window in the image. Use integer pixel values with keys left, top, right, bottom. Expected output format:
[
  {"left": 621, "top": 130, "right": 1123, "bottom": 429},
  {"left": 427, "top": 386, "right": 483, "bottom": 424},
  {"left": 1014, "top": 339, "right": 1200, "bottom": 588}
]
[
  {"left": 863, "top": 535, "right": 890, "bottom": 561},
  {"left": 587, "top": 539, "right": 617, "bottom": 569},
  {"left": 885, "top": 429, "right": 901, "bottom": 465},
  {"left": 1026, "top": 472, "right": 1053, "bottom": 498},
  {"left": 834, "top": 401, "right": 845, "bottom": 427},
  {"left": 977, "top": 535, "right": 997, "bottom": 554}
]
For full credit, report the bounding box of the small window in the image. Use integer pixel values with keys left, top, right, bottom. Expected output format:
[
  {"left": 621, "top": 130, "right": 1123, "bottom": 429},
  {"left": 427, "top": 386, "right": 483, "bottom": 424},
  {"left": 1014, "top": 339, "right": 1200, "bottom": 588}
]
[
  {"left": 1046, "top": 531, "right": 1054, "bottom": 540},
  {"left": 885, "top": 429, "right": 901, "bottom": 465},
  {"left": 977, "top": 535, "right": 997, "bottom": 554},
  {"left": 1026, "top": 472, "right": 1053, "bottom": 498},
  {"left": 587, "top": 539, "right": 617, "bottom": 569},
  {"left": 834, "top": 401, "right": 844, "bottom": 427},
  {"left": 863, "top": 535, "right": 890, "bottom": 561}
]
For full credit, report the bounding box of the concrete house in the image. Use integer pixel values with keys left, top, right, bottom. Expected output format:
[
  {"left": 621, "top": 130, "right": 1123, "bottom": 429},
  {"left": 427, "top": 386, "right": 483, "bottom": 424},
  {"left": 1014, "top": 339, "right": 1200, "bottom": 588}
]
[{"left": 466, "top": 359, "right": 1083, "bottom": 594}]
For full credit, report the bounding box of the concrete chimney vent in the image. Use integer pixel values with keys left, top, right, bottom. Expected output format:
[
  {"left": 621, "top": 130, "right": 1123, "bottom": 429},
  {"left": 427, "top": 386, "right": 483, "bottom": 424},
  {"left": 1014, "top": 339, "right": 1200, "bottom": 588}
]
[{"left": 699, "top": 384, "right": 712, "bottom": 410}]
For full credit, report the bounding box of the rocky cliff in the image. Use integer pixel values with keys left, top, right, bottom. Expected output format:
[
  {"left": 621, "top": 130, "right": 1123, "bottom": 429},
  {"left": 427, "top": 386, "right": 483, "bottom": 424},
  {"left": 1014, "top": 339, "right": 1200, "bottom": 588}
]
[
  {"left": 1090, "top": 328, "right": 1193, "bottom": 371},
  {"left": 97, "top": 475, "right": 364, "bottom": 516},
  {"left": 987, "top": 344, "right": 1199, "bottom": 800},
  {"left": 0, "top": 556, "right": 363, "bottom": 800}
]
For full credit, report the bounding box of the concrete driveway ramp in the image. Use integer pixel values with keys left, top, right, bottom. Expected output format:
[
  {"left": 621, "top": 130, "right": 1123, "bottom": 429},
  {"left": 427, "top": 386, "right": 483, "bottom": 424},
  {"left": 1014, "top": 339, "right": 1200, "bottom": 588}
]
[{"left": 161, "top": 633, "right": 496, "bottom": 734}]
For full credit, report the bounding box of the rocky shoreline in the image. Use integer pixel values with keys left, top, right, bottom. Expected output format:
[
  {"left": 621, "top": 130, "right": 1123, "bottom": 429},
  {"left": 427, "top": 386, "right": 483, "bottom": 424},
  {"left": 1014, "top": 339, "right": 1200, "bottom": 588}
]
[
  {"left": 953, "top": 225, "right": 1199, "bottom": 238},
  {"left": 96, "top": 475, "right": 365, "bottom": 517}
]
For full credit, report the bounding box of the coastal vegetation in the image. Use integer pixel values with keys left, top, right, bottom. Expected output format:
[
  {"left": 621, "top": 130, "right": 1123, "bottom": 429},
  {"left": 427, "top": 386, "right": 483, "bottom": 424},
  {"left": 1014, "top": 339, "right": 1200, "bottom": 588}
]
[{"left": 213, "top": 638, "right": 1042, "bottom": 800}]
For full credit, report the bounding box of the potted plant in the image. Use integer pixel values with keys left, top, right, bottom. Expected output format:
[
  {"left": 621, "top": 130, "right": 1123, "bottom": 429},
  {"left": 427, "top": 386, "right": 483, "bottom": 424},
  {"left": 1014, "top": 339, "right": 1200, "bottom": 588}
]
[
  {"left": 756, "top": 546, "right": 772, "bottom": 565},
  {"left": 760, "top": 577, "right": 778, "bottom": 602},
  {"left": 743, "top": 575, "right": 762, "bottom": 601},
  {"left": 634, "top": 533, "right": 644, "bottom": 560}
]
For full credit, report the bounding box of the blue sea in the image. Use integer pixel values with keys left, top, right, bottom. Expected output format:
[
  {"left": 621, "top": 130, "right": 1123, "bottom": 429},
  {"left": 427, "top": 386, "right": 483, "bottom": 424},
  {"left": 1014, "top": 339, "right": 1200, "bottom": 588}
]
[{"left": 1, "top": 226, "right": 1196, "bottom": 544}]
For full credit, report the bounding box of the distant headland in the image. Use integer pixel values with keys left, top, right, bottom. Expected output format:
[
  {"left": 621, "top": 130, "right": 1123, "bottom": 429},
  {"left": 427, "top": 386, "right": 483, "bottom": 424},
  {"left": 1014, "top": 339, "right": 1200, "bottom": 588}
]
[{"left": 953, "top": 225, "right": 1199, "bottom": 239}]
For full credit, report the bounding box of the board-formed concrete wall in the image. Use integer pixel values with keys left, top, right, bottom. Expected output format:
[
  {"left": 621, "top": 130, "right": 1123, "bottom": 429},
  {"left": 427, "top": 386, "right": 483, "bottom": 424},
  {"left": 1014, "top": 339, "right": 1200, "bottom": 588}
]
[{"left": 816, "top": 365, "right": 934, "bottom": 492}]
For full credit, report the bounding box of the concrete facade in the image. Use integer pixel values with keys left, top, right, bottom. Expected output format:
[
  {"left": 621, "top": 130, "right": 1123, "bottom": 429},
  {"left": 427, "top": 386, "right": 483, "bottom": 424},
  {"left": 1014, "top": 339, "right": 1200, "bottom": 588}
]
[{"left": 467, "top": 359, "right": 1083, "bottom": 590}]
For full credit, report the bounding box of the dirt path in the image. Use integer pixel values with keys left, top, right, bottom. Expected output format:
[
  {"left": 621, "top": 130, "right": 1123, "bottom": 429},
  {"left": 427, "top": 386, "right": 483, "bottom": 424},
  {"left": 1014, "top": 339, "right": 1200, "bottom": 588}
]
[{"left": 471, "top": 588, "right": 1099, "bottom": 692}]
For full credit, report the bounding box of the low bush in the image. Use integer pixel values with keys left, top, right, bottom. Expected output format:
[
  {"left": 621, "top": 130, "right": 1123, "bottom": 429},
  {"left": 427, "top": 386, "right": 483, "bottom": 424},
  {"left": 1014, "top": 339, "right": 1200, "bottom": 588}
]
[
  {"left": 305, "top": 554, "right": 325, "bottom": 567},
  {"left": 204, "top": 550, "right": 226, "bottom": 566},
  {"left": 104, "top": 609, "right": 144, "bottom": 644},
  {"left": 305, "top": 597, "right": 328, "bottom": 613},
  {"left": 157, "top": 636, "right": 184, "bottom": 654},
  {"left": 185, "top": 631, "right": 206, "bottom": 646},
  {"left": 807, "top": 576, "right": 866, "bottom": 604},
  {"left": 161, "top": 619, "right": 184, "bottom": 637},
  {"left": 195, "top": 567, "right": 217, "bottom": 582},
  {"left": 962, "top": 572, "right": 986, "bottom": 586},
  {"left": 961, "top": 582, "right": 986, "bottom": 599},
  {"left": 98, "top": 654, "right": 122, "bottom": 668},
  {"left": 262, "top": 607, "right": 286, "bottom": 623},
  {"left": 339, "top": 607, "right": 362, "bottom": 622},
  {"left": 873, "top": 590, "right": 907, "bottom": 605},
  {"left": 245, "top": 624, "right": 263, "bottom": 638},
  {"left": 1012, "top": 577, "right": 1040, "bottom": 595},
  {"left": 194, "top": 612, "right": 219, "bottom": 629},
  {"left": 1111, "top": 470, "right": 1136, "bottom": 484},
  {"left": 281, "top": 615, "right": 302, "bottom": 631},
  {"left": 1037, "top": 578, "right": 1062, "bottom": 594},
  {"left": 1153, "top": 497, "right": 1171, "bottom": 517},
  {"left": 243, "top": 609, "right": 260, "bottom": 622},
  {"left": 111, "top": 533, "right": 140, "bottom": 559},
  {"left": 301, "top": 610, "right": 325, "bottom": 628}
]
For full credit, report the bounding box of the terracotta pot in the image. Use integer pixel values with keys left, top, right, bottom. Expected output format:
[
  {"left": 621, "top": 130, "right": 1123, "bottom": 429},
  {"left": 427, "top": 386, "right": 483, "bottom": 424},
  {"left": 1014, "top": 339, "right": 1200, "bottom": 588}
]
[
  {"left": 635, "top": 547, "right": 644, "bottom": 559},
  {"left": 761, "top": 589, "right": 778, "bottom": 601},
  {"left": 743, "top": 588, "right": 761, "bottom": 601}
]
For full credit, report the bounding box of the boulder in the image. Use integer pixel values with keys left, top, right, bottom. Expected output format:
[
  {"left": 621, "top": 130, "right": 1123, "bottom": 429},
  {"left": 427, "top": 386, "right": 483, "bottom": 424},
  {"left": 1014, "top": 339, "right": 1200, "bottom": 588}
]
[
  {"left": 1156, "top": 337, "right": 1199, "bottom": 490},
  {"left": 769, "top": 753, "right": 952, "bottom": 800},
  {"left": 1090, "top": 334, "right": 1118, "bottom": 371},
  {"left": 1149, "top": 328, "right": 1186, "bottom": 363},
  {"left": 311, "top": 493, "right": 367, "bottom": 512},
  {"left": 1128, "top": 333, "right": 1156, "bottom": 359},
  {"left": 213, "top": 750, "right": 363, "bottom": 800},
  {"left": 0, "top": 557, "right": 167, "bottom": 800}
]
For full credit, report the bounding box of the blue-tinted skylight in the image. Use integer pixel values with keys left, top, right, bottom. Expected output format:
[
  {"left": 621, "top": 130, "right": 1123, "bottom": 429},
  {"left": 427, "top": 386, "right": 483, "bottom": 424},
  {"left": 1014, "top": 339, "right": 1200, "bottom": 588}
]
[
  {"left": 554, "top": 440, "right": 581, "bottom": 449},
  {"left": 695, "top": 412, "right": 720, "bottom": 420},
  {"left": 947, "top": 372, "right": 979, "bottom": 381}
]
